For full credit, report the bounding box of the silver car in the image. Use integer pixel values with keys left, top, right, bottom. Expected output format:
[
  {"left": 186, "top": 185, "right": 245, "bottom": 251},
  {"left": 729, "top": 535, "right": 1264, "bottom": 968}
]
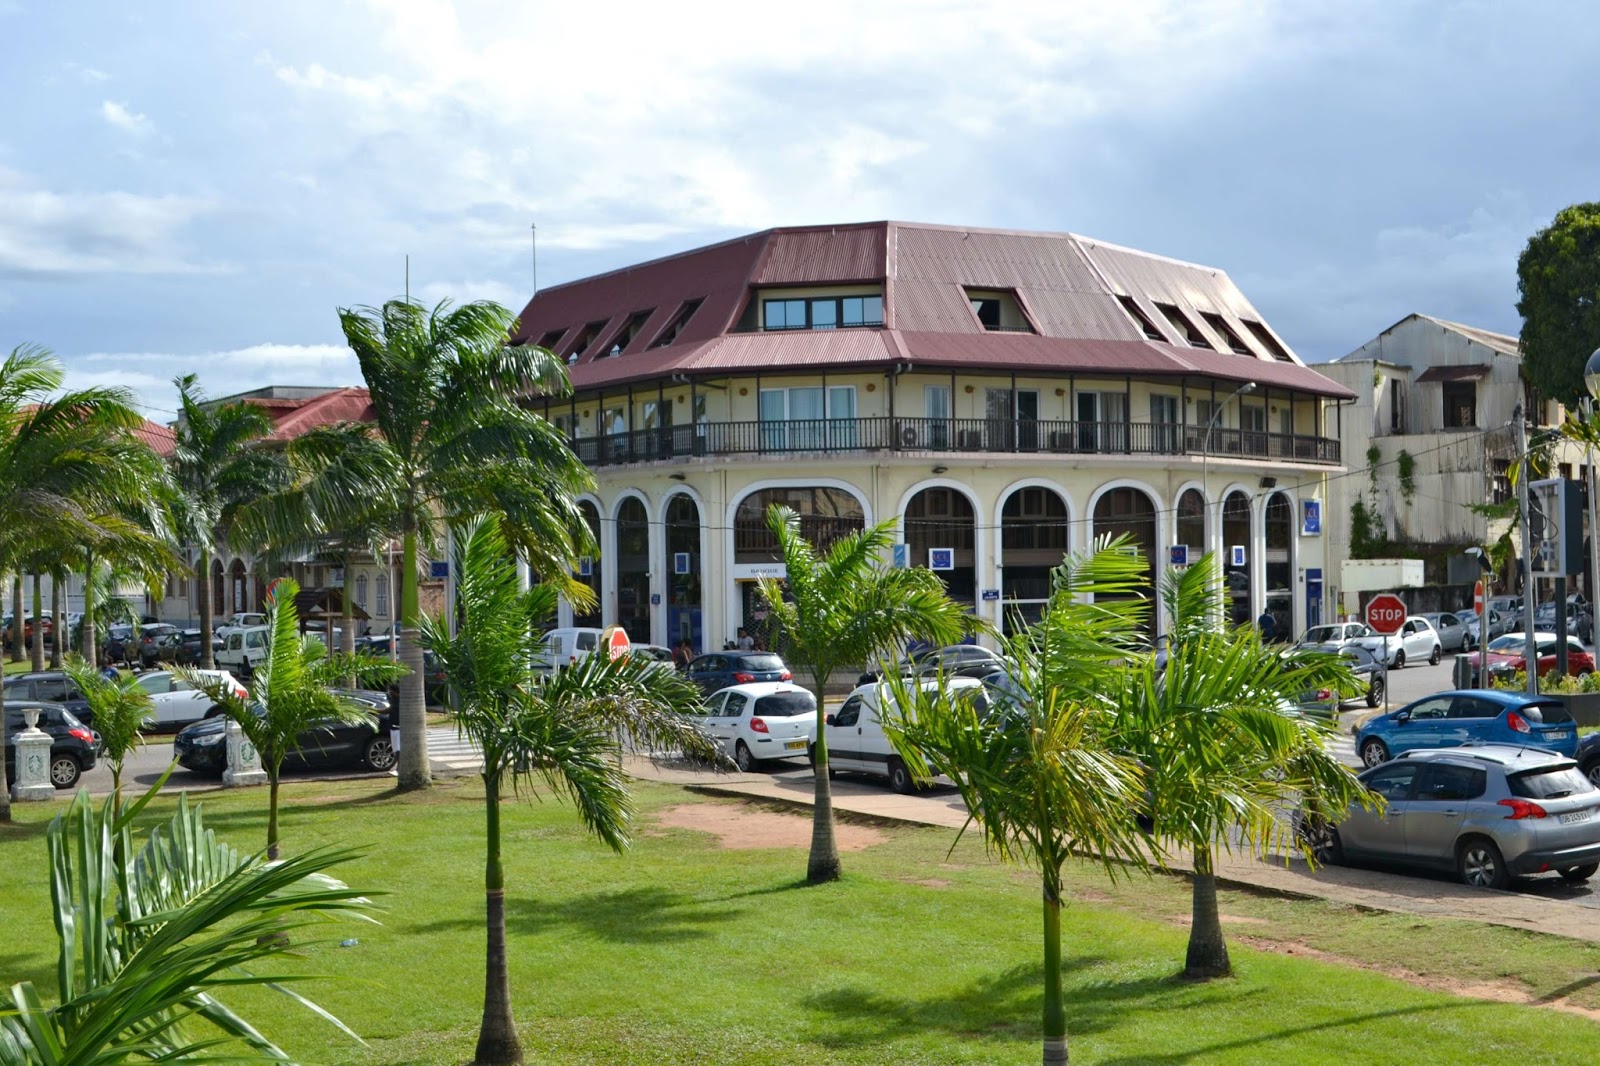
[
  {"left": 1302, "top": 746, "right": 1600, "bottom": 888},
  {"left": 1420, "top": 612, "right": 1473, "bottom": 652}
]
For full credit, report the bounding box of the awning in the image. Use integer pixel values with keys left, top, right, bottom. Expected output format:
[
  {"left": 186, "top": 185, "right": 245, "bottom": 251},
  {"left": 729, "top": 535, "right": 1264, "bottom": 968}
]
[{"left": 1416, "top": 364, "right": 1491, "bottom": 384}]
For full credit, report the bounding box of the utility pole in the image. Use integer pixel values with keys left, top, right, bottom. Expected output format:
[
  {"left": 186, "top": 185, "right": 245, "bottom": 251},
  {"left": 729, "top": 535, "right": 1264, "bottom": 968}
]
[{"left": 1515, "top": 405, "right": 1539, "bottom": 695}]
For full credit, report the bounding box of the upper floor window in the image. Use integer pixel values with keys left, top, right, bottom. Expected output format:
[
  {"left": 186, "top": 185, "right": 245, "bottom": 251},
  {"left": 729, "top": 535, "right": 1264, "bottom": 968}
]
[
  {"left": 1390, "top": 378, "right": 1405, "bottom": 433},
  {"left": 535, "top": 328, "right": 566, "bottom": 351},
  {"left": 566, "top": 319, "right": 609, "bottom": 361},
  {"left": 1199, "top": 312, "right": 1252, "bottom": 355},
  {"left": 1117, "top": 295, "right": 1165, "bottom": 341},
  {"left": 1243, "top": 320, "right": 1293, "bottom": 361},
  {"left": 965, "top": 289, "right": 1034, "bottom": 333},
  {"left": 649, "top": 298, "right": 704, "bottom": 349},
  {"left": 1153, "top": 303, "right": 1214, "bottom": 349},
  {"left": 1444, "top": 381, "right": 1477, "bottom": 428},
  {"left": 605, "top": 309, "right": 655, "bottom": 357},
  {"left": 762, "top": 294, "right": 883, "bottom": 331}
]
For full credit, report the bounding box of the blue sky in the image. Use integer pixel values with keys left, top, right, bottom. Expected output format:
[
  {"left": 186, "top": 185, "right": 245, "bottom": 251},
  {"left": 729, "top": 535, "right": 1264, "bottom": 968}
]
[{"left": 3, "top": 0, "right": 1599, "bottom": 418}]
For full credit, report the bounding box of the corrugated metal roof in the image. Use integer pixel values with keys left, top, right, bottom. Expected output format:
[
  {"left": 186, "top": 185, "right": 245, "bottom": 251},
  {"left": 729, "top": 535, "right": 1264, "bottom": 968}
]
[
  {"left": 266, "top": 387, "right": 375, "bottom": 440},
  {"left": 135, "top": 420, "right": 176, "bottom": 458},
  {"left": 754, "top": 224, "right": 885, "bottom": 284},
  {"left": 1417, "top": 315, "right": 1520, "bottom": 357}
]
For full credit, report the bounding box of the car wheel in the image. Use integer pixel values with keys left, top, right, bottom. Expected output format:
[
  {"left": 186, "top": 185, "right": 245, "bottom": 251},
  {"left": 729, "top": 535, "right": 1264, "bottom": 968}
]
[
  {"left": 1366, "top": 677, "right": 1385, "bottom": 708},
  {"left": 1584, "top": 760, "right": 1600, "bottom": 790},
  {"left": 1457, "top": 837, "right": 1510, "bottom": 890},
  {"left": 203, "top": 705, "right": 225, "bottom": 720},
  {"left": 363, "top": 734, "right": 397, "bottom": 772},
  {"left": 734, "top": 741, "right": 757, "bottom": 773},
  {"left": 1463, "top": 633, "right": 1475, "bottom": 651},
  {"left": 1300, "top": 818, "right": 1343, "bottom": 866},
  {"left": 1359, "top": 738, "right": 1389, "bottom": 768},
  {"left": 50, "top": 753, "right": 81, "bottom": 789},
  {"left": 1428, "top": 644, "right": 1442, "bottom": 666},
  {"left": 1559, "top": 863, "right": 1599, "bottom": 882},
  {"left": 888, "top": 756, "right": 916, "bottom": 795},
  {"left": 1393, "top": 649, "right": 1406, "bottom": 669}
]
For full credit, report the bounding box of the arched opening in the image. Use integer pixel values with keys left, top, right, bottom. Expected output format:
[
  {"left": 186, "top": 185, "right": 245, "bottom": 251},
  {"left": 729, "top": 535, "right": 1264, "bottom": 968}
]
[
  {"left": 734, "top": 486, "right": 865, "bottom": 643},
  {"left": 211, "top": 558, "right": 225, "bottom": 615},
  {"left": 1092, "top": 487, "right": 1157, "bottom": 628},
  {"left": 615, "top": 498, "right": 650, "bottom": 638},
  {"left": 574, "top": 500, "right": 602, "bottom": 628},
  {"left": 1000, "top": 486, "right": 1069, "bottom": 633},
  {"left": 1265, "top": 491, "right": 1295, "bottom": 640},
  {"left": 1222, "top": 491, "right": 1253, "bottom": 626},
  {"left": 665, "top": 494, "right": 703, "bottom": 652},
  {"left": 1176, "top": 489, "right": 1206, "bottom": 562},
  {"left": 906, "top": 486, "right": 976, "bottom": 610},
  {"left": 229, "top": 559, "right": 247, "bottom": 614}
]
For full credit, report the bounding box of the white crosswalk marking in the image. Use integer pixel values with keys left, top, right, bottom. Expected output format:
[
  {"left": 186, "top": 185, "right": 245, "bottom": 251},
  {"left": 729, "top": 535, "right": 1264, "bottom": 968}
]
[
  {"left": 1325, "top": 730, "right": 1360, "bottom": 769},
  {"left": 424, "top": 727, "right": 484, "bottom": 773}
]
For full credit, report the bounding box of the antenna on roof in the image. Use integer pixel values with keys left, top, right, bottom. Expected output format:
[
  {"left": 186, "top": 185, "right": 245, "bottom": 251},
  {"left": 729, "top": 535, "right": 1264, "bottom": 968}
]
[
  {"left": 405, "top": 254, "right": 410, "bottom": 304},
  {"left": 531, "top": 222, "right": 538, "bottom": 296}
]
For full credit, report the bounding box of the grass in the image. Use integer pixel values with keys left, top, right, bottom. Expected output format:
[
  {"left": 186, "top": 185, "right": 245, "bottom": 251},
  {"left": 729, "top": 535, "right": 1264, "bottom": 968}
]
[{"left": 2, "top": 778, "right": 1600, "bottom": 1064}]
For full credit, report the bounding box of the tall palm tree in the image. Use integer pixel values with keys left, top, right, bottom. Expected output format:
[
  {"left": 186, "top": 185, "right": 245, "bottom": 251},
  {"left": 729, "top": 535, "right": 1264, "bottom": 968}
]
[
  {"left": 170, "top": 374, "right": 283, "bottom": 669},
  {"left": 183, "top": 576, "right": 403, "bottom": 860},
  {"left": 0, "top": 344, "right": 152, "bottom": 823},
  {"left": 755, "top": 504, "right": 971, "bottom": 884},
  {"left": 339, "top": 298, "right": 596, "bottom": 792},
  {"left": 419, "top": 515, "right": 720, "bottom": 1066},
  {"left": 1112, "top": 554, "right": 1370, "bottom": 979},
  {"left": 879, "top": 539, "right": 1158, "bottom": 1066}
]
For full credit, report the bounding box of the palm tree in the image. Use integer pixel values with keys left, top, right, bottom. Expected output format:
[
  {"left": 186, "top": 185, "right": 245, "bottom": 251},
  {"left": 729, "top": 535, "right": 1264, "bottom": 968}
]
[
  {"left": 419, "top": 515, "right": 720, "bottom": 1066},
  {"left": 339, "top": 298, "right": 596, "bottom": 792},
  {"left": 62, "top": 657, "right": 155, "bottom": 796},
  {"left": 878, "top": 539, "right": 1158, "bottom": 1066},
  {"left": 755, "top": 504, "right": 971, "bottom": 884},
  {"left": 183, "top": 576, "right": 403, "bottom": 860},
  {"left": 1112, "top": 554, "right": 1370, "bottom": 979},
  {"left": 170, "top": 374, "right": 283, "bottom": 669},
  {"left": 0, "top": 344, "right": 153, "bottom": 823},
  {"left": 1, "top": 786, "right": 374, "bottom": 1062}
]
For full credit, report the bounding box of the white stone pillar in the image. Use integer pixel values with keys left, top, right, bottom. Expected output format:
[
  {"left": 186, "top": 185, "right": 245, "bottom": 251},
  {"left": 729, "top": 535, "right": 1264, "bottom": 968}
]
[
  {"left": 222, "top": 718, "right": 267, "bottom": 787},
  {"left": 12, "top": 707, "right": 56, "bottom": 800}
]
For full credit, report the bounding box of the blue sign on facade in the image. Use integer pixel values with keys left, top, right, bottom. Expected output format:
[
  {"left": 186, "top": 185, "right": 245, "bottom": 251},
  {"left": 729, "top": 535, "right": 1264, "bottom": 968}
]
[
  {"left": 650, "top": 593, "right": 661, "bottom": 606},
  {"left": 1169, "top": 544, "right": 1189, "bottom": 567},
  {"left": 928, "top": 547, "right": 955, "bottom": 571},
  {"left": 1301, "top": 499, "right": 1322, "bottom": 536},
  {"left": 429, "top": 561, "right": 448, "bottom": 579},
  {"left": 892, "top": 544, "right": 909, "bottom": 569},
  {"left": 981, "top": 588, "right": 1000, "bottom": 601},
  {"left": 577, "top": 557, "right": 592, "bottom": 578},
  {"left": 673, "top": 551, "right": 692, "bottom": 575},
  {"left": 1231, "top": 545, "right": 1247, "bottom": 568}
]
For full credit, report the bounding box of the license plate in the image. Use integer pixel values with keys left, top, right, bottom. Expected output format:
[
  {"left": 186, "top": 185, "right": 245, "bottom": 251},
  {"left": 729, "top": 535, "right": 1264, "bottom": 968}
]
[
  {"left": 784, "top": 740, "right": 807, "bottom": 751},
  {"left": 1551, "top": 730, "right": 1575, "bottom": 740},
  {"left": 1559, "top": 809, "right": 1592, "bottom": 825}
]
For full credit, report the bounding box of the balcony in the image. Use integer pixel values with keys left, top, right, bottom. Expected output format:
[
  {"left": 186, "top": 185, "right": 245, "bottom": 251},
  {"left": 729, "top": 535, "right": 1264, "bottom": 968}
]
[{"left": 569, "top": 416, "right": 1341, "bottom": 468}]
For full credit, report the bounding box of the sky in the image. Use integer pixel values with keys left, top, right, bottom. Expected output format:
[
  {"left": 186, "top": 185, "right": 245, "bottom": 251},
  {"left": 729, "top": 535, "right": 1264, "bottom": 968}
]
[{"left": 3, "top": 0, "right": 1599, "bottom": 420}]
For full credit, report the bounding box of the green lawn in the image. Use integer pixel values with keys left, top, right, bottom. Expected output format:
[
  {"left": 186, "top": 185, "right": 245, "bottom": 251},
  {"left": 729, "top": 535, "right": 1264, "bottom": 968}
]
[{"left": 3, "top": 778, "right": 1599, "bottom": 1064}]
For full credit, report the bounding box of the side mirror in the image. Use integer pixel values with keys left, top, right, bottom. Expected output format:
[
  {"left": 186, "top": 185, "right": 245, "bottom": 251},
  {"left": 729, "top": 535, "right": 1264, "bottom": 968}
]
[
  {"left": 825, "top": 714, "right": 836, "bottom": 726},
  {"left": 1395, "top": 711, "right": 1411, "bottom": 724}
]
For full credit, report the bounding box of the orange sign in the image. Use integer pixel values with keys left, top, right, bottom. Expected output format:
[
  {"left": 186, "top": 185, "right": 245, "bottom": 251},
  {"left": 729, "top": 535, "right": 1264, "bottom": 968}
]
[{"left": 601, "top": 625, "right": 631, "bottom": 662}]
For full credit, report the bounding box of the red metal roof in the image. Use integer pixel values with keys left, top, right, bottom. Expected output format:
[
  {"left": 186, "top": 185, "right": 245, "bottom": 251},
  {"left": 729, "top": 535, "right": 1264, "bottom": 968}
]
[
  {"left": 260, "top": 387, "right": 375, "bottom": 441},
  {"left": 134, "top": 420, "right": 176, "bottom": 458}
]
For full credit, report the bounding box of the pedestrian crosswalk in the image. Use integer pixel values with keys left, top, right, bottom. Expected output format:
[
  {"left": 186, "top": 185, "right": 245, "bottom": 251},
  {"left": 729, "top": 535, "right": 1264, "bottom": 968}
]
[
  {"left": 424, "top": 727, "right": 484, "bottom": 774},
  {"left": 1326, "top": 730, "right": 1360, "bottom": 769}
]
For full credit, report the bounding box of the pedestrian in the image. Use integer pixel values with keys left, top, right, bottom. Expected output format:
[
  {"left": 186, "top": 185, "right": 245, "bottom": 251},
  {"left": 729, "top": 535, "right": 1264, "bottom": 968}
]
[
  {"left": 673, "top": 639, "right": 694, "bottom": 671},
  {"left": 736, "top": 627, "right": 755, "bottom": 652},
  {"left": 1257, "top": 607, "right": 1277, "bottom": 644}
]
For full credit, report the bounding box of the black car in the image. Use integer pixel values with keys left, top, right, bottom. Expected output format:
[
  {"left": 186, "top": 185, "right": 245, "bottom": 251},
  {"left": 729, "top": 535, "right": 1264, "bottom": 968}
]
[
  {"left": 173, "top": 628, "right": 222, "bottom": 667},
  {"left": 3, "top": 701, "right": 101, "bottom": 788},
  {"left": 1579, "top": 732, "right": 1600, "bottom": 790},
  {"left": 173, "top": 691, "right": 396, "bottom": 776},
  {"left": 138, "top": 624, "right": 183, "bottom": 668},
  {"left": 857, "top": 644, "right": 1004, "bottom": 685},
  {"left": 102, "top": 623, "right": 135, "bottom": 663},
  {"left": 1296, "top": 643, "right": 1388, "bottom": 709},
  {"left": 2, "top": 672, "right": 94, "bottom": 726},
  {"left": 685, "top": 652, "right": 792, "bottom": 695}
]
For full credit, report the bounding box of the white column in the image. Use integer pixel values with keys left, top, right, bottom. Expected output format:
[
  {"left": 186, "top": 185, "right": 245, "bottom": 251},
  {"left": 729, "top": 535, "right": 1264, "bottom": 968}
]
[
  {"left": 12, "top": 708, "right": 55, "bottom": 801},
  {"left": 649, "top": 497, "right": 667, "bottom": 647},
  {"left": 222, "top": 718, "right": 266, "bottom": 788},
  {"left": 600, "top": 501, "right": 618, "bottom": 629}
]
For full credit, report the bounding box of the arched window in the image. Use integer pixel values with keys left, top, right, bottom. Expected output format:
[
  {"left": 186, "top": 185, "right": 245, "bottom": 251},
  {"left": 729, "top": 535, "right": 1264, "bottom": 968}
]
[
  {"left": 375, "top": 574, "right": 389, "bottom": 618},
  {"left": 355, "top": 574, "right": 369, "bottom": 611},
  {"left": 733, "top": 486, "right": 864, "bottom": 564}
]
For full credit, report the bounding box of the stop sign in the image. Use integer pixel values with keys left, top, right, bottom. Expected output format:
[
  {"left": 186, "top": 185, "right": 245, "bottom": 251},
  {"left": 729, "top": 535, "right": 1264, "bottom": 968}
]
[
  {"left": 601, "top": 625, "right": 631, "bottom": 661},
  {"left": 1365, "top": 593, "right": 1407, "bottom": 635}
]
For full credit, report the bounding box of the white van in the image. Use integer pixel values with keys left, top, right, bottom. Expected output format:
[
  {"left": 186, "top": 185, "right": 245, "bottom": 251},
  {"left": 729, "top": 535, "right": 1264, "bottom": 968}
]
[
  {"left": 533, "top": 628, "right": 604, "bottom": 673},
  {"left": 817, "top": 676, "right": 988, "bottom": 793},
  {"left": 216, "top": 625, "right": 270, "bottom": 676}
]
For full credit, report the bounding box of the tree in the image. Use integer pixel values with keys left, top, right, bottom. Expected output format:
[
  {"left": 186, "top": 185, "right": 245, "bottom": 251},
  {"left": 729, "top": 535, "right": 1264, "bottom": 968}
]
[
  {"left": 0, "top": 787, "right": 374, "bottom": 1063},
  {"left": 1112, "top": 555, "right": 1370, "bottom": 979},
  {"left": 0, "top": 344, "right": 155, "bottom": 823},
  {"left": 61, "top": 658, "right": 153, "bottom": 796},
  {"left": 1517, "top": 202, "right": 1600, "bottom": 405},
  {"left": 339, "top": 298, "right": 596, "bottom": 792},
  {"left": 419, "top": 515, "right": 721, "bottom": 1066},
  {"left": 170, "top": 374, "right": 283, "bottom": 669},
  {"left": 183, "top": 576, "right": 403, "bottom": 860},
  {"left": 755, "top": 504, "right": 970, "bottom": 884},
  {"left": 878, "top": 539, "right": 1157, "bottom": 1066}
]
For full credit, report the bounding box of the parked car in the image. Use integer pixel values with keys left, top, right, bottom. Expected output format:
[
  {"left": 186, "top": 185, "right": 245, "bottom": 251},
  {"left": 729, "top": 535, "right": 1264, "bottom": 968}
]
[
  {"left": 135, "top": 623, "right": 181, "bottom": 668},
  {"left": 856, "top": 644, "right": 1004, "bottom": 685},
  {"left": 137, "top": 669, "right": 248, "bottom": 730},
  {"left": 1533, "top": 601, "right": 1594, "bottom": 644},
  {"left": 693, "top": 682, "right": 817, "bottom": 772},
  {"left": 630, "top": 644, "right": 677, "bottom": 675},
  {"left": 1295, "top": 644, "right": 1387, "bottom": 709},
  {"left": 1301, "top": 746, "right": 1600, "bottom": 888},
  {"left": 3, "top": 701, "right": 101, "bottom": 789},
  {"left": 820, "top": 677, "right": 990, "bottom": 793},
  {"left": 103, "top": 623, "right": 135, "bottom": 663},
  {"left": 1578, "top": 731, "right": 1600, "bottom": 790},
  {"left": 1488, "top": 595, "right": 1524, "bottom": 617},
  {"left": 1355, "top": 689, "right": 1578, "bottom": 768},
  {"left": 215, "top": 625, "right": 270, "bottom": 676},
  {"left": 1, "top": 672, "right": 93, "bottom": 726},
  {"left": 1419, "top": 612, "right": 1475, "bottom": 653},
  {"left": 531, "top": 627, "right": 606, "bottom": 673},
  {"left": 685, "top": 651, "right": 792, "bottom": 695},
  {"left": 1468, "top": 632, "right": 1596, "bottom": 682},
  {"left": 214, "top": 612, "right": 267, "bottom": 639},
  {"left": 172, "top": 694, "right": 395, "bottom": 776},
  {"left": 1457, "top": 609, "right": 1514, "bottom": 643},
  {"left": 1293, "top": 622, "right": 1380, "bottom": 653},
  {"left": 173, "top": 628, "right": 223, "bottom": 666}
]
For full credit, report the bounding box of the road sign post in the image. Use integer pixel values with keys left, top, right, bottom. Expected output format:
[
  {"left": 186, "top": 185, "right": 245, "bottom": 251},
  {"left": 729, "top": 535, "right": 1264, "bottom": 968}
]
[{"left": 1365, "top": 593, "right": 1406, "bottom": 696}]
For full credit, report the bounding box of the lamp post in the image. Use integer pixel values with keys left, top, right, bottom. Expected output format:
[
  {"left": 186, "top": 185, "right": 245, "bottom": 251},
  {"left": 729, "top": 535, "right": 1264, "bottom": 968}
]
[
  {"left": 1582, "top": 349, "right": 1600, "bottom": 639},
  {"left": 1201, "top": 381, "right": 1257, "bottom": 621}
]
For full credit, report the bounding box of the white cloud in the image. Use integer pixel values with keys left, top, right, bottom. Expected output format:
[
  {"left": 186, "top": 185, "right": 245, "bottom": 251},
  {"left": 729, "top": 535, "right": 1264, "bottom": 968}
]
[
  {"left": 68, "top": 343, "right": 358, "bottom": 416},
  {"left": 415, "top": 278, "right": 525, "bottom": 310},
  {"left": 100, "top": 100, "right": 151, "bottom": 135},
  {"left": 66, "top": 62, "right": 109, "bottom": 83}
]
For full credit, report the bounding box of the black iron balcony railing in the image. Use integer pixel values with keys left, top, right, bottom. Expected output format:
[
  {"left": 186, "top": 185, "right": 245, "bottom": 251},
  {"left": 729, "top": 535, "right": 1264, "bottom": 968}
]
[{"left": 568, "top": 416, "right": 1341, "bottom": 468}]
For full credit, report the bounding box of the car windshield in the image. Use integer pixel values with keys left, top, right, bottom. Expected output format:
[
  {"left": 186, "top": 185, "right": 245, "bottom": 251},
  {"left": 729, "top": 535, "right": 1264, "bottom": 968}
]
[
  {"left": 1302, "top": 626, "right": 1339, "bottom": 643},
  {"left": 1487, "top": 635, "right": 1526, "bottom": 653},
  {"left": 736, "top": 655, "right": 785, "bottom": 672},
  {"left": 1522, "top": 701, "right": 1574, "bottom": 725},
  {"left": 1509, "top": 764, "right": 1595, "bottom": 800},
  {"left": 754, "top": 691, "right": 815, "bottom": 717},
  {"left": 633, "top": 647, "right": 672, "bottom": 662},
  {"left": 1341, "top": 648, "right": 1375, "bottom": 665}
]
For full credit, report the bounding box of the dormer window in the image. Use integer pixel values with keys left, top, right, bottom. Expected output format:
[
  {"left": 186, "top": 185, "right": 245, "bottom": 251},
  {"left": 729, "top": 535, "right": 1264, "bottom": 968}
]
[
  {"left": 535, "top": 328, "right": 566, "bottom": 351},
  {"left": 566, "top": 319, "right": 608, "bottom": 361},
  {"left": 965, "top": 289, "right": 1034, "bottom": 333},
  {"left": 1243, "top": 320, "right": 1293, "bottom": 362},
  {"left": 1199, "top": 312, "right": 1252, "bottom": 355},
  {"left": 1153, "top": 303, "right": 1214, "bottom": 349},
  {"left": 605, "top": 309, "right": 655, "bottom": 357},
  {"left": 649, "top": 298, "right": 704, "bottom": 349},
  {"left": 761, "top": 293, "right": 883, "bottom": 331},
  {"left": 1117, "top": 295, "right": 1165, "bottom": 341}
]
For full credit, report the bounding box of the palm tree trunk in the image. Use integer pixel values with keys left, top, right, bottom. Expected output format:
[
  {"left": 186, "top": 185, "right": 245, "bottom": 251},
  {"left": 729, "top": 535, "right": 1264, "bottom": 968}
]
[
  {"left": 9, "top": 574, "right": 21, "bottom": 662},
  {"left": 82, "top": 549, "right": 97, "bottom": 670},
  {"left": 0, "top": 674, "right": 10, "bottom": 822},
  {"left": 31, "top": 573, "right": 44, "bottom": 671},
  {"left": 1042, "top": 873, "right": 1067, "bottom": 1065},
  {"left": 474, "top": 771, "right": 522, "bottom": 1065},
  {"left": 396, "top": 522, "right": 431, "bottom": 791},
  {"left": 342, "top": 549, "right": 357, "bottom": 688},
  {"left": 266, "top": 770, "right": 281, "bottom": 861},
  {"left": 197, "top": 549, "right": 215, "bottom": 670},
  {"left": 806, "top": 676, "right": 842, "bottom": 883},
  {"left": 48, "top": 572, "right": 62, "bottom": 669},
  {"left": 1184, "top": 844, "right": 1231, "bottom": 979}
]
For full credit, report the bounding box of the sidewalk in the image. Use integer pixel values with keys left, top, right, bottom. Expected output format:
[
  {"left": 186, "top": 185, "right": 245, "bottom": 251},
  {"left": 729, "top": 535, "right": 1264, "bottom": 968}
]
[{"left": 624, "top": 755, "right": 1600, "bottom": 946}]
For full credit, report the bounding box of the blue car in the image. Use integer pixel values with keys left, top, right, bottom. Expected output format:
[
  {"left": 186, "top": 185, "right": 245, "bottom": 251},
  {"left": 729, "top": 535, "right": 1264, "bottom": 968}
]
[{"left": 1356, "top": 689, "right": 1578, "bottom": 768}]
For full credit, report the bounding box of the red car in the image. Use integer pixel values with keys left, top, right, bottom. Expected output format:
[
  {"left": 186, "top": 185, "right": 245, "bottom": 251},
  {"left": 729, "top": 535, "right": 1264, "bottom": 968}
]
[{"left": 1469, "top": 632, "right": 1595, "bottom": 681}]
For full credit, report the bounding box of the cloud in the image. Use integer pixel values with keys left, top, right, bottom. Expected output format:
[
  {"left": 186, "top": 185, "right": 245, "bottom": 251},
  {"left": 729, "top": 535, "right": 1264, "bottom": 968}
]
[
  {"left": 415, "top": 278, "right": 525, "bottom": 310},
  {"left": 0, "top": 166, "right": 221, "bottom": 278},
  {"left": 100, "top": 100, "right": 151, "bottom": 135},
  {"left": 67, "top": 343, "right": 358, "bottom": 416},
  {"left": 66, "top": 62, "right": 109, "bottom": 83}
]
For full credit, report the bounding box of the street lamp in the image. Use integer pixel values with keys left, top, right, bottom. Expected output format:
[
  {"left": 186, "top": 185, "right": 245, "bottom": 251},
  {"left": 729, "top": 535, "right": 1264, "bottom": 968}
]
[{"left": 1582, "top": 348, "right": 1600, "bottom": 639}]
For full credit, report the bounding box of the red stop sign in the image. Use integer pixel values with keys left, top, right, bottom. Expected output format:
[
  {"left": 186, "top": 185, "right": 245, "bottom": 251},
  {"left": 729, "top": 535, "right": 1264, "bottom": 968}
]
[
  {"left": 1365, "top": 593, "right": 1407, "bottom": 635},
  {"left": 601, "top": 625, "right": 631, "bottom": 662}
]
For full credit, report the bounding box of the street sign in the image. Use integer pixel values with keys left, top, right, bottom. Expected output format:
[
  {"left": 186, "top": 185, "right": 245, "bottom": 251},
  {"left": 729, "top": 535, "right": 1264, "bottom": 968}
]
[
  {"left": 429, "top": 560, "right": 448, "bottom": 580},
  {"left": 673, "top": 552, "right": 691, "bottom": 575},
  {"left": 601, "top": 625, "right": 631, "bottom": 661},
  {"left": 1301, "top": 499, "right": 1322, "bottom": 536},
  {"left": 1474, "top": 580, "right": 1484, "bottom": 614},
  {"left": 928, "top": 547, "right": 954, "bottom": 571},
  {"left": 1365, "top": 593, "right": 1407, "bottom": 635},
  {"left": 1169, "top": 544, "right": 1189, "bottom": 568},
  {"left": 577, "top": 557, "right": 592, "bottom": 578},
  {"left": 891, "top": 544, "right": 909, "bottom": 569},
  {"left": 649, "top": 593, "right": 661, "bottom": 606},
  {"left": 981, "top": 588, "right": 1000, "bottom": 601},
  {"left": 1230, "top": 545, "right": 1246, "bottom": 568}
]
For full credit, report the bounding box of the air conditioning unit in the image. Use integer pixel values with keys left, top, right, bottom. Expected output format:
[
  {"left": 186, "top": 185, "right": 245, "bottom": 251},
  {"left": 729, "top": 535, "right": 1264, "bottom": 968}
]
[
  {"left": 900, "top": 425, "right": 921, "bottom": 447},
  {"left": 957, "top": 429, "right": 983, "bottom": 450},
  {"left": 1050, "top": 431, "right": 1073, "bottom": 451}
]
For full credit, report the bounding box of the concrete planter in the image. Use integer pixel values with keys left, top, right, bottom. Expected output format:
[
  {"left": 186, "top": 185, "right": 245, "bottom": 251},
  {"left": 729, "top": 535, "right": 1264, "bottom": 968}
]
[{"left": 1552, "top": 693, "right": 1600, "bottom": 728}]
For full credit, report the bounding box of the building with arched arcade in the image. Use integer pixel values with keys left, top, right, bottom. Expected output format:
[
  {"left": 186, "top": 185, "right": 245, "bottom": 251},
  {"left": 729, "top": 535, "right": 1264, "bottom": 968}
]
[{"left": 509, "top": 222, "right": 1356, "bottom": 651}]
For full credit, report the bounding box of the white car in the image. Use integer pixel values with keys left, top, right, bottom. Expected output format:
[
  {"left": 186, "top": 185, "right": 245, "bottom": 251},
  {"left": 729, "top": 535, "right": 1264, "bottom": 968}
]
[
  {"left": 215, "top": 613, "right": 267, "bottom": 641},
  {"left": 1366, "top": 615, "right": 1443, "bottom": 669},
  {"left": 138, "top": 669, "right": 248, "bottom": 730},
  {"left": 216, "top": 625, "right": 270, "bottom": 676},
  {"left": 819, "top": 676, "right": 989, "bottom": 793},
  {"left": 697, "top": 682, "right": 817, "bottom": 772}
]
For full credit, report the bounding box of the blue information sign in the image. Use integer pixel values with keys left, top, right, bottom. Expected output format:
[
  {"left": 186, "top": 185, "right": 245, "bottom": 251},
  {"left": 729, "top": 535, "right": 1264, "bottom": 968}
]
[
  {"left": 1169, "top": 545, "right": 1189, "bottom": 567},
  {"left": 429, "top": 561, "right": 448, "bottom": 580},
  {"left": 1231, "top": 545, "right": 1247, "bottom": 568},
  {"left": 928, "top": 547, "right": 955, "bottom": 571},
  {"left": 892, "top": 544, "right": 909, "bottom": 569},
  {"left": 981, "top": 588, "right": 1000, "bottom": 602},
  {"left": 1301, "top": 499, "right": 1322, "bottom": 536},
  {"left": 673, "top": 551, "right": 691, "bottom": 575}
]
